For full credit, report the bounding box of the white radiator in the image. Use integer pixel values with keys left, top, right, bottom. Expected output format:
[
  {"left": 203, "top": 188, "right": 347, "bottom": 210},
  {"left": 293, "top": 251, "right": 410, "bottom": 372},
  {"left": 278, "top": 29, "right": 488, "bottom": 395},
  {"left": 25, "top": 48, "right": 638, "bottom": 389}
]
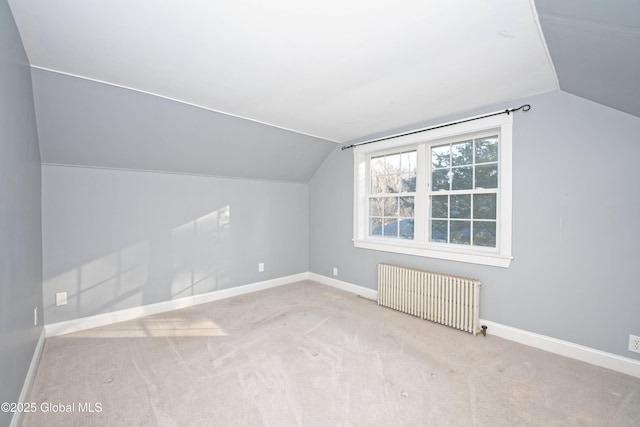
[{"left": 377, "top": 263, "right": 482, "bottom": 335}]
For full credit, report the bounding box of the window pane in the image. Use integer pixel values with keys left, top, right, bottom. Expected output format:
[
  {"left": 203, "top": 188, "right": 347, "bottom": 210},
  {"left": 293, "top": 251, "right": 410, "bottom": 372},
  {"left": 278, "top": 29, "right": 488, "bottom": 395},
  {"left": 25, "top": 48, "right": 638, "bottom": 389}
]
[
  {"left": 452, "top": 166, "right": 473, "bottom": 190},
  {"left": 385, "top": 175, "right": 400, "bottom": 193},
  {"left": 370, "top": 155, "right": 385, "bottom": 175},
  {"left": 432, "top": 169, "right": 450, "bottom": 191},
  {"left": 473, "top": 221, "right": 496, "bottom": 247},
  {"left": 370, "top": 218, "right": 383, "bottom": 236},
  {"left": 371, "top": 175, "right": 385, "bottom": 194},
  {"left": 399, "top": 219, "right": 414, "bottom": 239},
  {"left": 450, "top": 221, "right": 470, "bottom": 245},
  {"left": 386, "top": 153, "right": 401, "bottom": 175},
  {"left": 475, "top": 164, "right": 498, "bottom": 189},
  {"left": 401, "top": 174, "right": 416, "bottom": 192},
  {"left": 383, "top": 197, "right": 398, "bottom": 216},
  {"left": 431, "top": 220, "right": 448, "bottom": 243},
  {"left": 450, "top": 195, "right": 471, "bottom": 219},
  {"left": 431, "top": 195, "right": 448, "bottom": 218},
  {"left": 473, "top": 194, "right": 496, "bottom": 220},
  {"left": 475, "top": 136, "right": 498, "bottom": 163},
  {"left": 399, "top": 197, "right": 414, "bottom": 217},
  {"left": 401, "top": 151, "right": 416, "bottom": 173},
  {"left": 452, "top": 141, "right": 473, "bottom": 166},
  {"left": 384, "top": 218, "right": 399, "bottom": 238},
  {"left": 432, "top": 145, "right": 450, "bottom": 168},
  {"left": 369, "top": 198, "right": 384, "bottom": 217}
]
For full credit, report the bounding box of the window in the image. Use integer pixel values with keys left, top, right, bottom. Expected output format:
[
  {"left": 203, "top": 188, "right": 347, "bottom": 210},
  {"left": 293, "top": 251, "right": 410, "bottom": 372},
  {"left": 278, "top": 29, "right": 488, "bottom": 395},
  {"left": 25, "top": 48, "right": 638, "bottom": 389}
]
[{"left": 353, "top": 113, "right": 513, "bottom": 267}]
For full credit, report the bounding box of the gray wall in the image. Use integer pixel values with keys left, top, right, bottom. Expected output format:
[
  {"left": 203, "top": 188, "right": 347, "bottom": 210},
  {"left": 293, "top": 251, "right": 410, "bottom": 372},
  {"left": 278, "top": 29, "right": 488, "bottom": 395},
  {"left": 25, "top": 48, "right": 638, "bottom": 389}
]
[
  {"left": 0, "top": 2, "right": 43, "bottom": 425},
  {"left": 31, "top": 68, "right": 336, "bottom": 183},
  {"left": 535, "top": 0, "right": 640, "bottom": 119},
  {"left": 42, "top": 165, "right": 309, "bottom": 324},
  {"left": 309, "top": 90, "right": 640, "bottom": 361}
]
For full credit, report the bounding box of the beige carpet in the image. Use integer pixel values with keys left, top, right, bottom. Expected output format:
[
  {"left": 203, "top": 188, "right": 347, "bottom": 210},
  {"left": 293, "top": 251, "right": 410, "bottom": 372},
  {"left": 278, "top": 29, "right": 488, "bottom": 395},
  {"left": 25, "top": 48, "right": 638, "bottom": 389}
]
[{"left": 23, "top": 281, "right": 640, "bottom": 426}]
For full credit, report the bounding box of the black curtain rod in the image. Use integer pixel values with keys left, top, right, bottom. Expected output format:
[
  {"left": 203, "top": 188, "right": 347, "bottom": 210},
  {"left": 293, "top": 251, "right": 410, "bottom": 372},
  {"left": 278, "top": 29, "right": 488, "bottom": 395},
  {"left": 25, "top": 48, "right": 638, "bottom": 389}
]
[{"left": 341, "top": 104, "right": 531, "bottom": 151}]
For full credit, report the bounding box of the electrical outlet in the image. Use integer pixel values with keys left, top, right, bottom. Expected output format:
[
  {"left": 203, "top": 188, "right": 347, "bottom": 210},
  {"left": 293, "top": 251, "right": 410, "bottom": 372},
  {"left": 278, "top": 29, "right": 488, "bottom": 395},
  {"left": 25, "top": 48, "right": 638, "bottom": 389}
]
[
  {"left": 34, "top": 307, "right": 38, "bottom": 326},
  {"left": 56, "top": 292, "right": 67, "bottom": 306},
  {"left": 333, "top": 267, "right": 338, "bottom": 276},
  {"left": 258, "top": 263, "right": 264, "bottom": 272},
  {"left": 629, "top": 334, "right": 640, "bottom": 354}
]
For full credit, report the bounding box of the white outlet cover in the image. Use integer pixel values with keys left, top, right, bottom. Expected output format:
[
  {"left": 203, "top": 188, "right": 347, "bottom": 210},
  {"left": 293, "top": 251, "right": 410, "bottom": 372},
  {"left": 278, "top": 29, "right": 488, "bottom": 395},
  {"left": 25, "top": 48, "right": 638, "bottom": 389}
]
[
  {"left": 56, "top": 292, "right": 67, "bottom": 306},
  {"left": 629, "top": 334, "right": 640, "bottom": 354},
  {"left": 333, "top": 267, "right": 338, "bottom": 276}
]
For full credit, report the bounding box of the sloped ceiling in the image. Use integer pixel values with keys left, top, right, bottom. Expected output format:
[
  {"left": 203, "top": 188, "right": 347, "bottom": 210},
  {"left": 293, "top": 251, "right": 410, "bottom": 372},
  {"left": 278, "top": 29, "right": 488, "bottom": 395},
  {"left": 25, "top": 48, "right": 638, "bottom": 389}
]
[
  {"left": 9, "top": 0, "right": 561, "bottom": 181},
  {"left": 536, "top": 0, "right": 640, "bottom": 119},
  {"left": 29, "top": 68, "right": 334, "bottom": 182}
]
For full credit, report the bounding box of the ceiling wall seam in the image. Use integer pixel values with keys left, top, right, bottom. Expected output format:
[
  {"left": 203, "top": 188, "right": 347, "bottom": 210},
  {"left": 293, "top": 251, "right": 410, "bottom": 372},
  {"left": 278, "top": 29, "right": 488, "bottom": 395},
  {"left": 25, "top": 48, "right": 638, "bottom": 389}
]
[
  {"left": 40, "top": 163, "right": 310, "bottom": 185},
  {"left": 529, "top": 0, "right": 560, "bottom": 90},
  {"left": 30, "top": 65, "right": 341, "bottom": 145}
]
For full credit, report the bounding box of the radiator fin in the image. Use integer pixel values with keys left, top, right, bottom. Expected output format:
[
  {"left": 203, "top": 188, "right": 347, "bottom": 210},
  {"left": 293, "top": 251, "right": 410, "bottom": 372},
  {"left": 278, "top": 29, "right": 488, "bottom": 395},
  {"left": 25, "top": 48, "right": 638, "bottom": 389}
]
[{"left": 377, "top": 263, "right": 481, "bottom": 335}]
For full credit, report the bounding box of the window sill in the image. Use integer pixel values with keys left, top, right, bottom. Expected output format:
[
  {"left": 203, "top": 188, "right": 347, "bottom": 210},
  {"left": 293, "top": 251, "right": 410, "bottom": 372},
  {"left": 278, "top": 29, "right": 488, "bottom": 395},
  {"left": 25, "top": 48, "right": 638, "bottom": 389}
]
[{"left": 353, "top": 239, "right": 512, "bottom": 268}]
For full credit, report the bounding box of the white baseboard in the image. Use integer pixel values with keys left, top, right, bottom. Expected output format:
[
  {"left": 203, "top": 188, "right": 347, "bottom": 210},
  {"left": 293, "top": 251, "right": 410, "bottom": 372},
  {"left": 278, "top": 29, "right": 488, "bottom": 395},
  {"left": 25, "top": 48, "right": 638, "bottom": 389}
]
[
  {"left": 45, "top": 272, "right": 377, "bottom": 338},
  {"left": 10, "top": 328, "right": 46, "bottom": 427},
  {"left": 480, "top": 319, "right": 640, "bottom": 378},
  {"left": 41, "top": 271, "right": 640, "bottom": 379},
  {"left": 45, "top": 272, "right": 309, "bottom": 337},
  {"left": 307, "top": 273, "right": 640, "bottom": 378},
  {"left": 308, "top": 272, "right": 378, "bottom": 301}
]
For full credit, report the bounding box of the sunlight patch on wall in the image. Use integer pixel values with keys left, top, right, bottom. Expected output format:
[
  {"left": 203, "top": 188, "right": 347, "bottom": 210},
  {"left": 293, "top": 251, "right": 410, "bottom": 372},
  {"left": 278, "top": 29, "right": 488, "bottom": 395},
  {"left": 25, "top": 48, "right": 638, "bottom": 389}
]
[
  {"left": 43, "top": 241, "right": 149, "bottom": 318},
  {"left": 79, "top": 241, "right": 149, "bottom": 311},
  {"left": 171, "top": 205, "right": 231, "bottom": 298}
]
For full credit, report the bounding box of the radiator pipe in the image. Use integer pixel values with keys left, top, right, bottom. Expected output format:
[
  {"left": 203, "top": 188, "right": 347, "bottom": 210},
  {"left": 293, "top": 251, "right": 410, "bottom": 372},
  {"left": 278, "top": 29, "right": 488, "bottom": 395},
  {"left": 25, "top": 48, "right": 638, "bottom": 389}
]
[{"left": 479, "top": 325, "right": 487, "bottom": 337}]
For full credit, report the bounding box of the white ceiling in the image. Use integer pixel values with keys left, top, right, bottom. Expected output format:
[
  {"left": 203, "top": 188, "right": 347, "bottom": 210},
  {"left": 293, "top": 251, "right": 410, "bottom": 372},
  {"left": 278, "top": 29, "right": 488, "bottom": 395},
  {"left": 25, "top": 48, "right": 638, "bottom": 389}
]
[{"left": 9, "top": 0, "right": 558, "bottom": 143}]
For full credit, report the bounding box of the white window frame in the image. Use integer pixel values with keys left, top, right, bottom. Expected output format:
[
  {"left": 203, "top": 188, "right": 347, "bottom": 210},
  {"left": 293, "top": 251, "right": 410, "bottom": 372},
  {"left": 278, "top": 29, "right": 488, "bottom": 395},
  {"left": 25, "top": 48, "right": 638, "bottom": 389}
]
[{"left": 353, "top": 113, "right": 513, "bottom": 268}]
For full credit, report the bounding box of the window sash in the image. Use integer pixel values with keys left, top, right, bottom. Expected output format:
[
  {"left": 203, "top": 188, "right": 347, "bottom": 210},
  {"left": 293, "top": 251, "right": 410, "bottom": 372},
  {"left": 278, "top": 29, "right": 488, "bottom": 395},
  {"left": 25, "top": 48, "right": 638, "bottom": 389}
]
[
  {"left": 426, "top": 135, "right": 500, "bottom": 248},
  {"left": 366, "top": 148, "right": 418, "bottom": 240}
]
